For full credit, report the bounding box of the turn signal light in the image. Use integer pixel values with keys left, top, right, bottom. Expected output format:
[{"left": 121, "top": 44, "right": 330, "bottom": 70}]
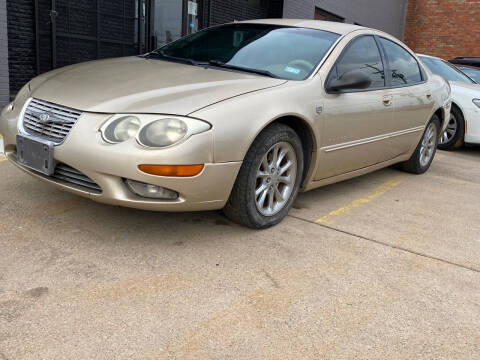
[{"left": 138, "top": 164, "right": 204, "bottom": 177}]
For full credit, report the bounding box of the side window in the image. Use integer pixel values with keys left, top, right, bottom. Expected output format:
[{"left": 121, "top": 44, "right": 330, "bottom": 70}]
[
  {"left": 379, "top": 38, "right": 422, "bottom": 86},
  {"left": 333, "top": 36, "right": 385, "bottom": 88}
]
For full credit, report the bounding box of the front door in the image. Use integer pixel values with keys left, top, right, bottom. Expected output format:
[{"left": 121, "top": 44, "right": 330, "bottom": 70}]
[{"left": 315, "top": 35, "right": 393, "bottom": 180}]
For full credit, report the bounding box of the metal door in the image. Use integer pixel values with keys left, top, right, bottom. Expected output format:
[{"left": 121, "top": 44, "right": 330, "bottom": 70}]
[{"left": 34, "top": 0, "right": 147, "bottom": 74}]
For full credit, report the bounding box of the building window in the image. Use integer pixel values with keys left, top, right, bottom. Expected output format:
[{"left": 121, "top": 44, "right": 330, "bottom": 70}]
[{"left": 315, "top": 8, "right": 344, "bottom": 23}]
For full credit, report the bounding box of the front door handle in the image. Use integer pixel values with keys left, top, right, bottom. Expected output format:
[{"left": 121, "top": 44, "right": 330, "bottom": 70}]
[{"left": 382, "top": 96, "right": 393, "bottom": 107}]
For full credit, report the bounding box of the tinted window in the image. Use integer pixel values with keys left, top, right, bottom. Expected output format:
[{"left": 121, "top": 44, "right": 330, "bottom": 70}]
[
  {"left": 419, "top": 56, "right": 476, "bottom": 84},
  {"left": 153, "top": 24, "right": 340, "bottom": 80},
  {"left": 379, "top": 38, "right": 422, "bottom": 86},
  {"left": 333, "top": 36, "right": 385, "bottom": 88}
]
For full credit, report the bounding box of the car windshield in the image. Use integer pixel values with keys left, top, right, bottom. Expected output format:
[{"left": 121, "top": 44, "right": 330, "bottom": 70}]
[
  {"left": 419, "top": 56, "right": 475, "bottom": 84},
  {"left": 150, "top": 24, "right": 341, "bottom": 80},
  {"left": 457, "top": 67, "right": 480, "bottom": 84}
]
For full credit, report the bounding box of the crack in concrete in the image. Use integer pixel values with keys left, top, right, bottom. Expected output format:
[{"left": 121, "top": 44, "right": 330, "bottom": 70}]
[{"left": 288, "top": 214, "right": 480, "bottom": 274}]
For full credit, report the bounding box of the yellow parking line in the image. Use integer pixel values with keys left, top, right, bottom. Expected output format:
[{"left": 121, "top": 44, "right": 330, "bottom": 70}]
[{"left": 316, "top": 178, "right": 401, "bottom": 225}]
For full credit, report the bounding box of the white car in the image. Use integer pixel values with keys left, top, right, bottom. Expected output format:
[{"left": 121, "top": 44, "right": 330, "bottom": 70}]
[{"left": 419, "top": 54, "right": 480, "bottom": 150}]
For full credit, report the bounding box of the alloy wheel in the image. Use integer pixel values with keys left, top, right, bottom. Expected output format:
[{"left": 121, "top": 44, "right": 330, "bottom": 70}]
[
  {"left": 439, "top": 113, "right": 457, "bottom": 145},
  {"left": 419, "top": 122, "right": 437, "bottom": 167},
  {"left": 255, "top": 142, "right": 297, "bottom": 216}
]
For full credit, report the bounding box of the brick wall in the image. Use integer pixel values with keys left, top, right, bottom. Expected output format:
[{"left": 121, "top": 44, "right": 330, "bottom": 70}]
[
  {"left": 0, "top": 0, "right": 9, "bottom": 107},
  {"left": 404, "top": 0, "right": 480, "bottom": 59}
]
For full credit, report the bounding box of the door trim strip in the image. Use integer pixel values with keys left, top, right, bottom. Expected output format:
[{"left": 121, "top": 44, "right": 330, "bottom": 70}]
[{"left": 321, "top": 126, "right": 425, "bottom": 152}]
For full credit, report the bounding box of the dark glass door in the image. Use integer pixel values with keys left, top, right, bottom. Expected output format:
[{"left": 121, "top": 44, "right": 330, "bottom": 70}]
[
  {"left": 35, "top": 0, "right": 147, "bottom": 73},
  {"left": 149, "top": 0, "right": 202, "bottom": 50}
]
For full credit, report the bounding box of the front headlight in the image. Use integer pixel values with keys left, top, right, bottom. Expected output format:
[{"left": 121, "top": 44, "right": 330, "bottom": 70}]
[
  {"left": 473, "top": 99, "right": 480, "bottom": 109},
  {"left": 138, "top": 118, "right": 187, "bottom": 147},
  {"left": 102, "top": 116, "right": 141, "bottom": 143},
  {"left": 100, "top": 115, "right": 211, "bottom": 148}
]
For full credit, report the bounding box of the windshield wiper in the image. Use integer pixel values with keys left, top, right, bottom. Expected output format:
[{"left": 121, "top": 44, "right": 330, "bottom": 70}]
[
  {"left": 208, "top": 60, "right": 278, "bottom": 79},
  {"left": 146, "top": 50, "right": 202, "bottom": 66}
]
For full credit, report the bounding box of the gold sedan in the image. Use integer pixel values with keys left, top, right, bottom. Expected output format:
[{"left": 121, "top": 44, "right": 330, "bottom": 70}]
[{"left": 0, "top": 19, "right": 451, "bottom": 228}]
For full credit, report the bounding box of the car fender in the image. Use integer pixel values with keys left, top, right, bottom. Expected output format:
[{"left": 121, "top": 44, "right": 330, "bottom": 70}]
[{"left": 189, "top": 79, "right": 323, "bottom": 164}]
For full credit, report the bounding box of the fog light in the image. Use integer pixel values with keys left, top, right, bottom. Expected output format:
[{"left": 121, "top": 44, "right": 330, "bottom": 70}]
[{"left": 125, "top": 179, "right": 179, "bottom": 200}]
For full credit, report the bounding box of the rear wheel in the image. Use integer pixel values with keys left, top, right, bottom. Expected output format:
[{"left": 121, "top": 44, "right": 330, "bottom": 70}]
[
  {"left": 438, "top": 105, "right": 464, "bottom": 150},
  {"left": 399, "top": 116, "right": 440, "bottom": 174},
  {"left": 223, "top": 123, "right": 303, "bottom": 229}
]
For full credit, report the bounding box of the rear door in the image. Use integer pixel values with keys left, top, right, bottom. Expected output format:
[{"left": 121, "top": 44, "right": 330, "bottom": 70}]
[
  {"left": 315, "top": 35, "right": 393, "bottom": 180},
  {"left": 376, "top": 37, "right": 434, "bottom": 161}
]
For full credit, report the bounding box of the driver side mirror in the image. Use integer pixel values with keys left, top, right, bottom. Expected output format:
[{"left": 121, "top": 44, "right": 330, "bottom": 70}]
[{"left": 326, "top": 70, "right": 372, "bottom": 93}]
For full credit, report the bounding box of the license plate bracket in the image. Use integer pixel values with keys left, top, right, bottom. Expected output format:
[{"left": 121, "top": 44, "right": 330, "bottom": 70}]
[{"left": 16, "top": 135, "right": 56, "bottom": 176}]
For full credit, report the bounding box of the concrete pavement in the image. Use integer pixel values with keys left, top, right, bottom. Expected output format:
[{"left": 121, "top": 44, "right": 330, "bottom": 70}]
[{"left": 0, "top": 148, "right": 479, "bottom": 359}]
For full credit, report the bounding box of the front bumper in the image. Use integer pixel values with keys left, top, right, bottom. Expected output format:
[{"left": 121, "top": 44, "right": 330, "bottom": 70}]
[{"left": 0, "top": 103, "right": 241, "bottom": 212}]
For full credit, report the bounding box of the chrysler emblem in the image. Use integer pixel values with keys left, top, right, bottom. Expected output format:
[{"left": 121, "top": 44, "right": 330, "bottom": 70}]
[{"left": 38, "top": 112, "right": 52, "bottom": 123}]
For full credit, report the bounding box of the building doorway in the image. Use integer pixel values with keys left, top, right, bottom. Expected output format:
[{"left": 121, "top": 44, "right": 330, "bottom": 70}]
[
  {"left": 150, "top": 0, "right": 202, "bottom": 50},
  {"left": 33, "top": 0, "right": 202, "bottom": 74}
]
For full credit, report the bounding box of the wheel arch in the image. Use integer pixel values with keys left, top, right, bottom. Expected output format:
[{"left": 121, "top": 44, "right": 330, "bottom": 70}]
[
  {"left": 436, "top": 100, "right": 464, "bottom": 130},
  {"left": 261, "top": 115, "right": 318, "bottom": 187},
  {"left": 450, "top": 101, "right": 464, "bottom": 119},
  {"left": 433, "top": 106, "right": 446, "bottom": 129}
]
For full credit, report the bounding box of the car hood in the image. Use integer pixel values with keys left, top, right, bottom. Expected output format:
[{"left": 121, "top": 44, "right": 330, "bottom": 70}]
[{"left": 30, "top": 57, "right": 287, "bottom": 115}]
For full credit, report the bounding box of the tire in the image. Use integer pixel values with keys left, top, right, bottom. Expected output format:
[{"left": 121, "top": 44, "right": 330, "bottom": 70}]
[
  {"left": 223, "top": 123, "right": 304, "bottom": 229},
  {"left": 398, "top": 116, "right": 440, "bottom": 174},
  {"left": 438, "top": 105, "right": 464, "bottom": 150}
]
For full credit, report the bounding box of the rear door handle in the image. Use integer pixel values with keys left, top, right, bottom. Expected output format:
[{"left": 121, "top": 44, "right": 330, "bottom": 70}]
[
  {"left": 426, "top": 92, "right": 432, "bottom": 99},
  {"left": 382, "top": 96, "right": 392, "bottom": 107}
]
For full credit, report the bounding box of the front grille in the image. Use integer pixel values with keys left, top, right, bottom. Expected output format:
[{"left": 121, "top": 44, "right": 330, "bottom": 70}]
[
  {"left": 22, "top": 98, "right": 82, "bottom": 143},
  {"left": 53, "top": 163, "right": 102, "bottom": 193}
]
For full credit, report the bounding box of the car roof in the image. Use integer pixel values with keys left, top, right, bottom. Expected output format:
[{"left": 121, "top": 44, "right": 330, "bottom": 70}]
[{"left": 235, "top": 19, "right": 367, "bottom": 35}]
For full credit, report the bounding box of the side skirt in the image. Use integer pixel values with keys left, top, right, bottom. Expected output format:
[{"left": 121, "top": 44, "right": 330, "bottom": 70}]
[{"left": 302, "top": 153, "right": 411, "bottom": 192}]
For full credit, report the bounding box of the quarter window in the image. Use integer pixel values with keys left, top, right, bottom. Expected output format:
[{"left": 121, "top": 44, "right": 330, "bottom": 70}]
[
  {"left": 379, "top": 38, "right": 422, "bottom": 86},
  {"left": 332, "top": 36, "right": 385, "bottom": 89}
]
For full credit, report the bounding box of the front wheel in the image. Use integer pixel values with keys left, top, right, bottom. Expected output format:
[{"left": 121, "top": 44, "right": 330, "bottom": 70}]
[
  {"left": 223, "top": 123, "right": 304, "bottom": 229},
  {"left": 398, "top": 116, "right": 440, "bottom": 174}
]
